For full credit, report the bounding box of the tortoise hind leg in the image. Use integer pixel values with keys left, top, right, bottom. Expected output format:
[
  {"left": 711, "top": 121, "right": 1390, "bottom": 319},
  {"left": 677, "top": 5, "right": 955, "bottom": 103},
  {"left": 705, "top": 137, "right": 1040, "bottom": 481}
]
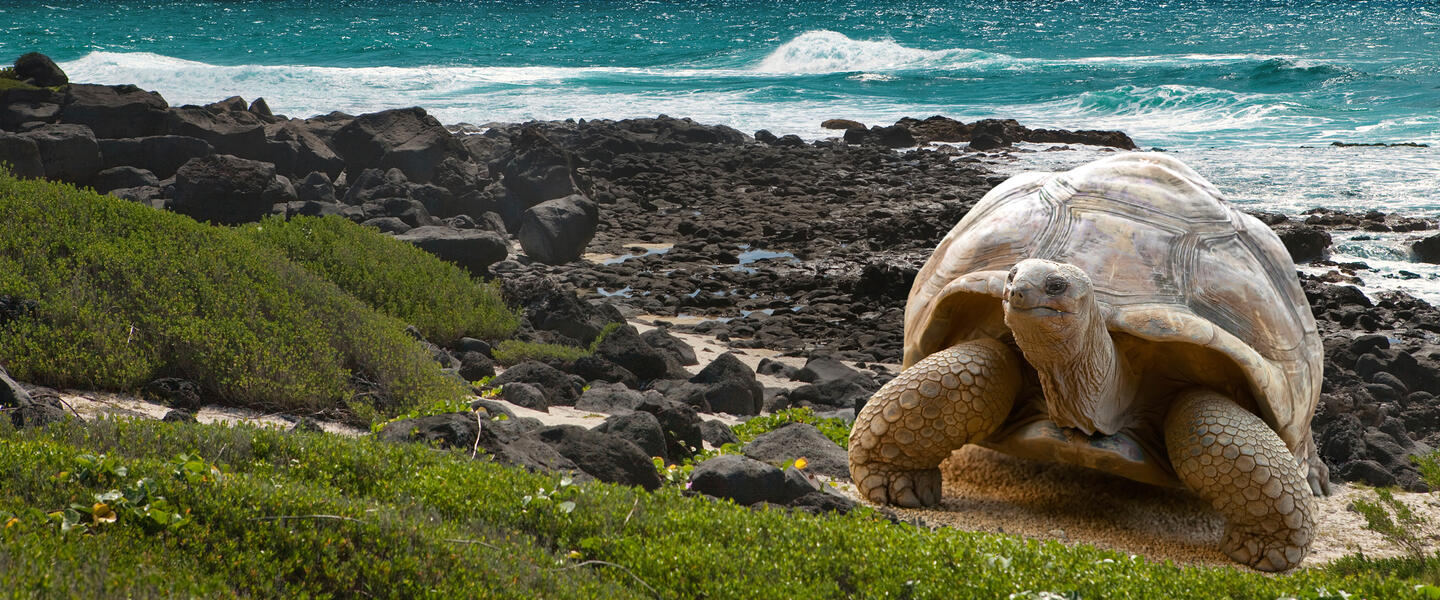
[
  {"left": 849, "top": 338, "right": 1021, "bottom": 507},
  {"left": 1164, "top": 389, "right": 1315, "bottom": 571}
]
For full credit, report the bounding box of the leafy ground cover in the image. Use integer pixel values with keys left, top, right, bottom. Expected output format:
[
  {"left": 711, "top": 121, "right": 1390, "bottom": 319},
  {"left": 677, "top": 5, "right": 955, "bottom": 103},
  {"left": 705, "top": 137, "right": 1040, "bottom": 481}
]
[
  {"left": 0, "top": 172, "right": 512, "bottom": 419},
  {"left": 0, "top": 417, "right": 1425, "bottom": 599}
]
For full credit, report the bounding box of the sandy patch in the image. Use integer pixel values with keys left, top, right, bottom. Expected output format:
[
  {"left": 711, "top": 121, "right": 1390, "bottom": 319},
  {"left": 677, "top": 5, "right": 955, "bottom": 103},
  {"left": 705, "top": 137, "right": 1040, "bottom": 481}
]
[{"left": 834, "top": 444, "right": 1440, "bottom": 570}]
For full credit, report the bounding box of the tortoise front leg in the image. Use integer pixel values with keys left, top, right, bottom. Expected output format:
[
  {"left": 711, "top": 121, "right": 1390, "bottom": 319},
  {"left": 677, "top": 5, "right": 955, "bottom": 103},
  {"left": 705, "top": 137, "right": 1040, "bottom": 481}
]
[
  {"left": 1164, "top": 389, "right": 1316, "bottom": 571},
  {"left": 849, "top": 338, "right": 1021, "bottom": 507}
]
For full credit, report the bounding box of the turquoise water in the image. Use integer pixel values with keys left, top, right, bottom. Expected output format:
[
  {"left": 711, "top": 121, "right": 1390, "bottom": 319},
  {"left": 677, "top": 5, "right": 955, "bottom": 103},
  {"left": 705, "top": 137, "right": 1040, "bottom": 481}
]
[{"left": 4, "top": 1, "right": 1440, "bottom": 296}]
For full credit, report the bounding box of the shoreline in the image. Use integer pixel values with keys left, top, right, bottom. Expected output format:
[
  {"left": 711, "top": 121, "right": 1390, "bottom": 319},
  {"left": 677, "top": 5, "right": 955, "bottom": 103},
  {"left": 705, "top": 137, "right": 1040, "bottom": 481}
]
[{"left": 5, "top": 54, "right": 1440, "bottom": 573}]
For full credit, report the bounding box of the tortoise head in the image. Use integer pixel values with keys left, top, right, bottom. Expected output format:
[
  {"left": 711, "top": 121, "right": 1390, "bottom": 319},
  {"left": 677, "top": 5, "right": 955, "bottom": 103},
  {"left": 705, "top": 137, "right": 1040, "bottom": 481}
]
[
  {"left": 1002, "top": 259, "right": 1097, "bottom": 345},
  {"left": 1004, "top": 259, "right": 1128, "bottom": 435}
]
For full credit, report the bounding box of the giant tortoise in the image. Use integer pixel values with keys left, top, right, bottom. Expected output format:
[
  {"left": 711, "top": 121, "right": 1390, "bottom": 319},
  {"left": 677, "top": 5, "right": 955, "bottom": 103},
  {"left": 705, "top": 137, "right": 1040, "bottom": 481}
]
[{"left": 849, "top": 152, "right": 1328, "bottom": 571}]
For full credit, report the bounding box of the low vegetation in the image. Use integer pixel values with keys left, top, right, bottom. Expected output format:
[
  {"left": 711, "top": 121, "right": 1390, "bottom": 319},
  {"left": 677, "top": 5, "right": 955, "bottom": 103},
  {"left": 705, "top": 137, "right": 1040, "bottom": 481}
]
[
  {"left": 0, "top": 417, "right": 1426, "bottom": 598},
  {"left": 242, "top": 215, "right": 518, "bottom": 344},
  {"left": 491, "top": 322, "right": 624, "bottom": 366},
  {"left": 0, "top": 172, "right": 479, "bottom": 419}
]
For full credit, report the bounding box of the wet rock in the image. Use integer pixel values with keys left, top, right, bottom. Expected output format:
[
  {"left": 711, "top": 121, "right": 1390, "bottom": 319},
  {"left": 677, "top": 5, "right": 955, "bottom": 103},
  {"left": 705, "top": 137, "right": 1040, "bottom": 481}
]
[
  {"left": 394, "top": 226, "right": 508, "bottom": 274},
  {"left": 594, "top": 411, "right": 668, "bottom": 462},
  {"left": 171, "top": 154, "right": 293, "bottom": 224},
  {"left": 518, "top": 194, "right": 599, "bottom": 265},
  {"left": 13, "top": 52, "right": 67, "bottom": 87},
  {"left": 1413, "top": 233, "right": 1440, "bottom": 264},
  {"left": 1276, "top": 225, "right": 1332, "bottom": 264},
  {"left": 690, "top": 352, "right": 764, "bottom": 416},
  {"left": 528, "top": 425, "right": 660, "bottom": 489},
  {"left": 742, "top": 422, "right": 850, "bottom": 479},
  {"left": 821, "top": 119, "right": 866, "bottom": 130}
]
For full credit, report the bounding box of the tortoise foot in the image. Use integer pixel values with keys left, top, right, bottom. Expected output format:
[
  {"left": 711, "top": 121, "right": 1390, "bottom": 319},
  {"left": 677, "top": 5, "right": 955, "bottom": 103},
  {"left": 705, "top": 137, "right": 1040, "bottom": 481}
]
[
  {"left": 852, "top": 465, "right": 941, "bottom": 507},
  {"left": 1165, "top": 389, "right": 1315, "bottom": 572},
  {"left": 848, "top": 338, "right": 1021, "bottom": 508},
  {"left": 1221, "top": 522, "right": 1307, "bottom": 572}
]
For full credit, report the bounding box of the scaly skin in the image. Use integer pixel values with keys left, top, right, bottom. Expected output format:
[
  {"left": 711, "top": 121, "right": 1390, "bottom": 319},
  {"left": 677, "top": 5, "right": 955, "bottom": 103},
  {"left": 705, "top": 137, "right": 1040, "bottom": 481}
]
[
  {"left": 849, "top": 338, "right": 1021, "bottom": 507},
  {"left": 1165, "top": 390, "right": 1315, "bottom": 571}
]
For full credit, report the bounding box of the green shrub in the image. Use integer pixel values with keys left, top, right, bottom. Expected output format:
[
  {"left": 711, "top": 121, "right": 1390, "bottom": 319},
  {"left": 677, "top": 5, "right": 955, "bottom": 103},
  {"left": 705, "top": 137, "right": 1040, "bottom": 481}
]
[
  {"left": 0, "top": 171, "right": 467, "bottom": 418},
  {"left": 0, "top": 418, "right": 1425, "bottom": 599},
  {"left": 491, "top": 322, "right": 624, "bottom": 366},
  {"left": 732, "top": 407, "right": 851, "bottom": 448},
  {"left": 242, "top": 215, "right": 519, "bottom": 343}
]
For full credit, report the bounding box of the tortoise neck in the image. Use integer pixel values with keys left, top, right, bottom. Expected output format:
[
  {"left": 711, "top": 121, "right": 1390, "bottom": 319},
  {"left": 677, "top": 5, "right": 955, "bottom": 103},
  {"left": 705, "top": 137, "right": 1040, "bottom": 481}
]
[{"left": 1009, "top": 298, "right": 1131, "bottom": 436}]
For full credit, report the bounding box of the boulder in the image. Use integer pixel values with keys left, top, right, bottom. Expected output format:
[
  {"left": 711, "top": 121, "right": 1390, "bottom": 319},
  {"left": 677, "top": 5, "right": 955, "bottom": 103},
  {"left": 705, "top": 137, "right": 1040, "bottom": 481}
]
[
  {"left": 19, "top": 123, "right": 101, "bottom": 184},
  {"left": 0, "top": 99, "right": 59, "bottom": 131},
  {"left": 688, "top": 455, "right": 807, "bottom": 505},
  {"left": 568, "top": 356, "right": 638, "bottom": 388},
  {"left": 171, "top": 154, "right": 293, "bottom": 225},
  {"left": 1277, "top": 225, "right": 1332, "bottom": 264},
  {"left": 294, "top": 171, "right": 337, "bottom": 203},
  {"left": 895, "top": 116, "right": 970, "bottom": 143},
  {"left": 528, "top": 425, "right": 660, "bottom": 489},
  {"left": 690, "top": 352, "right": 764, "bottom": 415},
  {"left": 490, "top": 361, "right": 582, "bottom": 406},
  {"left": 457, "top": 351, "right": 495, "bottom": 382},
  {"left": 593, "top": 411, "right": 669, "bottom": 462},
  {"left": 60, "top": 84, "right": 168, "bottom": 139},
  {"left": 641, "top": 327, "right": 697, "bottom": 366},
  {"left": 13, "top": 52, "right": 67, "bottom": 87},
  {"left": 362, "top": 216, "right": 411, "bottom": 234},
  {"left": 0, "top": 133, "right": 44, "bottom": 178},
  {"left": 377, "top": 412, "right": 586, "bottom": 477},
  {"left": 592, "top": 325, "right": 669, "bottom": 382},
  {"left": 499, "top": 127, "right": 587, "bottom": 227},
  {"left": 93, "top": 166, "right": 159, "bottom": 193},
  {"left": 517, "top": 194, "right": 599, "bottom": 265},
  {"left": 821, "top": 119, "right": 865, "bottom": 130},
  {"left": 164, "top": 105, "right": 269, "bottom": 159},
  {"left": 700, "top": 420, "right": 741, "bottom": 447},
  {"left": 637, "top": 398, "right": 704, "bottom": 461},
  {"left": 574, "top": 382, "right": 648, "bottom": 414},
  {"left": 330, "top": 107, "right": 462, "bottom": 184},
  {"left": 98, "top": 135, "right": 214, "bottom": 179},
  {"left": 162, "top": 409, "right": 198, "bottom": 423},
  {"left": 139, "top": 377, "right": 204, "bottom": 410},
  {"left": 394, "top": 226, "right": 508, "bottom": 274},
  {"left": 500, "top": 382, "right": 549, "bottom": 412},
  {"left": 742, "top": 423, "right": 850, "bottom": 479},
  {"left": 1414, "top": 234, "right": 1440, "bottom": 264},
  {"left": 263, "top": 120, "right": 345, "bottom": 179}
]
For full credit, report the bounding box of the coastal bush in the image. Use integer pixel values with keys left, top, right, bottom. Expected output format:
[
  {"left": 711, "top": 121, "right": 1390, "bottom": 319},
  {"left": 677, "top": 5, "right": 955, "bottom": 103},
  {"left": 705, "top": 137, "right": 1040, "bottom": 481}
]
[
  {"left": 0, "top": 417, "right": 1425, "bottom": 599},
  {"left": 242, "top": 215, "right": 519, "bottom": 344},
  {"left": 491, "top": 322, "right": 624, "bottom": 366},
  {"left": 0, "top": 171, "right": 467, "bottom": 418}
]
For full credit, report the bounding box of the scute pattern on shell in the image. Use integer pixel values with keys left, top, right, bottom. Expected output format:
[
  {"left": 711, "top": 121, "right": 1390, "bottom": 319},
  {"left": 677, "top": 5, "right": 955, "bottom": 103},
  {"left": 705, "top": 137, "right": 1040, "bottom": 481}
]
[{"left": 904, "top": 152, "right": 1323, "bottom": 456}]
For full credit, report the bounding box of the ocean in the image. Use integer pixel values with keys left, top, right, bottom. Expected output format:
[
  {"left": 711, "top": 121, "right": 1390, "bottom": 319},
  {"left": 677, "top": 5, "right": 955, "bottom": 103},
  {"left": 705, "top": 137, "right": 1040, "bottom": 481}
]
[{"left": 3, "top": 0, "right": 1439, "bottom": 299}]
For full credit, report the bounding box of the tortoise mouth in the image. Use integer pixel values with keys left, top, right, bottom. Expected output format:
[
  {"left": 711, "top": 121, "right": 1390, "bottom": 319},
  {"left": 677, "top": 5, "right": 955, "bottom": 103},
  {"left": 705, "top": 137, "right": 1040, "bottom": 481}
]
[{"left": 1006, "top": 304, "right": 1072, "bottom": 316}]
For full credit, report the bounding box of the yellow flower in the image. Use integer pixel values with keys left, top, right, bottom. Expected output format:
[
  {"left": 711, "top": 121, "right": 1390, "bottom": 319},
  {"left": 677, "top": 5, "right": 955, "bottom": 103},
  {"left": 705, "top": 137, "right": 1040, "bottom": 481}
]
[
  {"left": 4, "top": 517, "right": 18, "bottom": 529},
  {"left": 794, "top": 457, "right": 808, "bottom": 470},
  {"left": 92, "top": 503, "right": 117, "bottom": 524}
]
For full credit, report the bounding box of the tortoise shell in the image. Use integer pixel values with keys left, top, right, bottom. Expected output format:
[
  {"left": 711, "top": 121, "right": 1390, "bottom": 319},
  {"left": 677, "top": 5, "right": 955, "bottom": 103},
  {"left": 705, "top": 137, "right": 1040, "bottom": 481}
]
[{"left": 905, "top": 152, "right": 1323, "bottom": 455}]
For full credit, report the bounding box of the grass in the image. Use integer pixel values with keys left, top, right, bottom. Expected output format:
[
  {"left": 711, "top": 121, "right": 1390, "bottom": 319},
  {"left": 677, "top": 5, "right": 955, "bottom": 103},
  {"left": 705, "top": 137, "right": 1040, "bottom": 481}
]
[
  {"left": 242, "top": 215, "right": 519, "bottom": 344},
  {"left": 0, "top": 171, "right": 473, "bottom": 420},
  {"left": 0, "top": 417, "right": 1428, "bottom": 599}
]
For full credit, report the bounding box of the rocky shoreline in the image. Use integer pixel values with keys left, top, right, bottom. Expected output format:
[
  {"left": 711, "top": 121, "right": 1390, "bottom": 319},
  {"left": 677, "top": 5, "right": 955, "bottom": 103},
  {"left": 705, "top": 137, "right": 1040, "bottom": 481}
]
[{"left": 3, "top": 51, "right": 1440, "bottom": 508}]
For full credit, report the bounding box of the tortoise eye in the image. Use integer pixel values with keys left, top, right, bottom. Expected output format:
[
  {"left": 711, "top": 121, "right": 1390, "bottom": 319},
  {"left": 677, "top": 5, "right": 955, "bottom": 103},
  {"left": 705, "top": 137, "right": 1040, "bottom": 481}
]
[
  {"left": 1006, "top": 268, "right": 1016, "bottom": 283},
  {"left": 1043, "top": 275, "right": 1069, "bottom": 295}
]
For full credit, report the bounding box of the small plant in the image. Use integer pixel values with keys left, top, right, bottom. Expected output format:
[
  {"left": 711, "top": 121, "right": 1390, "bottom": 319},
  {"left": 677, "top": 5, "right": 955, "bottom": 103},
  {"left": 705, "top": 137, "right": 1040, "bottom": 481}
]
[
  {"left": 732, "top": 407, "right": 851, "bottom": 448},
  {"left": 370, "top": 397, "right": 477, "bottom": 433},
  {"left": 1351, "top": 487, "right": 1433, "bottom": 558},
  {"left": 522, "top": 475, "right": 580, "bottom": 515}
]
